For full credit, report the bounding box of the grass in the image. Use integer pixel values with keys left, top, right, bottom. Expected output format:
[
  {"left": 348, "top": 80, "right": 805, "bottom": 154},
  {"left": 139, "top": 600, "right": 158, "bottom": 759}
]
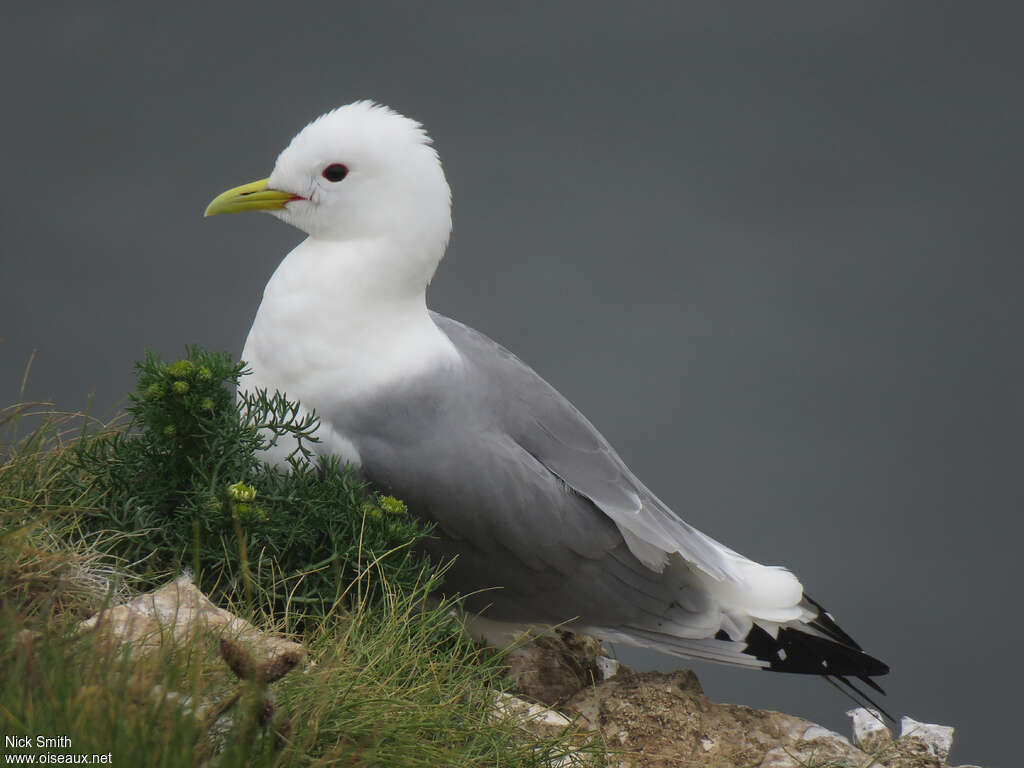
[
  {"left": 0, "top": 402, "right": 127, "bottom": 620},
  {"left": 0, "top": 352, "right": 606, "bottom": 767},
  {"left": 0, "top": 568, "right": 601, "bottom": 767}
]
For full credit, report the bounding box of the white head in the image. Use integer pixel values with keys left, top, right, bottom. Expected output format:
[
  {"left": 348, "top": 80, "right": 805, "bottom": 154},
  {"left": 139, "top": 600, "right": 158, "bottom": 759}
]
[{"left": 206, "top": 101, "right": 452, "bottom": 286}]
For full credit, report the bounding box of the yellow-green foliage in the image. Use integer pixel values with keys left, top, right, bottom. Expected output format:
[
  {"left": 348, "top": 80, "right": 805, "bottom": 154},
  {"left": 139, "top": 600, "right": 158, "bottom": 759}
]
[{"left": 67, "top": 347, "right": 431, "bottom": 618}]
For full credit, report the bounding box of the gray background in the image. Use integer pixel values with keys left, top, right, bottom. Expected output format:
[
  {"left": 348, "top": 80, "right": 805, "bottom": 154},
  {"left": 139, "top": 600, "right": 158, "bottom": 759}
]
[{"left": 2, "top": 3, "right": 1020, "bottom": 765}]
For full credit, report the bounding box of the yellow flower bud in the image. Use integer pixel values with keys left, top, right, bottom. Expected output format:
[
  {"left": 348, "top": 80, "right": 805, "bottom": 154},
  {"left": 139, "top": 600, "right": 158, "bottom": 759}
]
[
  {"left": 228, "top": 481, "right": 258, "bottom": 502},
  {"left": 168, "top": 360, "right": 195, "bottom": 379},
  {"left": 378, "top": 495, "right": 408, "bottom": 515}
]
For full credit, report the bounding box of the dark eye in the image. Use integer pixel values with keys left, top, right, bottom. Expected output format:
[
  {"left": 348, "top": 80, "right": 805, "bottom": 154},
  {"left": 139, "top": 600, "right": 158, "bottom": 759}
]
[{"left": 322, "top": 163, "right": 348, "bottom": 182}]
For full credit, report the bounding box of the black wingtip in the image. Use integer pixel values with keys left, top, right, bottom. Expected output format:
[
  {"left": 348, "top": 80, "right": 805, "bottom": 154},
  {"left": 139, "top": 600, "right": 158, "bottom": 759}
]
[
  {"left": 740, "top": 623, "right": 888, "bottom": 679},
  {"left": 859, "top": 673, "right": 888, "bottom": 696},
  {"left": 735, "top": 594, "right": 890, "bottom": 682}
]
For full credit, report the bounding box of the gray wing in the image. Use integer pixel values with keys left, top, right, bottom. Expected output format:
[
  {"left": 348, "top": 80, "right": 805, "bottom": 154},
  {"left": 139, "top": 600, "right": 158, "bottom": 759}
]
[
  {"left": 350, "top": 411, "right": 720, "bottom": 631},
  {"left": 431, "top": 314, "right": 746, "bottom": 584}
]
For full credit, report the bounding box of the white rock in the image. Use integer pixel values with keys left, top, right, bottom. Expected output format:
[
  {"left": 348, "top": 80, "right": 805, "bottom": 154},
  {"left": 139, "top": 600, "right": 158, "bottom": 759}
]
[
  {"left": 900, "top": 716, "right": 954, "bottom": 760},
  {"left": 847, "top": 708, "right": 891, "bottom": 748},
  {"left": 491, "top": 692, "right": 572, "bottom": 730},
  {"left": 802, "top": 725, "right": 852, "bottom": 748},
  {"left": 78, "top": 574, "right": 305, "bottom": 665},
  {"left": 595, "top": 655, "right": 620, "bottom": 680}
]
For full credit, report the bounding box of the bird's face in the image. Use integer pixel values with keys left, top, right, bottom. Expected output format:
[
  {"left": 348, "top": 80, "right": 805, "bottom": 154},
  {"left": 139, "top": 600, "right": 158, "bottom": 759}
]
[{"left": 206, "top": 101, "right": 452, "bottom": 249}]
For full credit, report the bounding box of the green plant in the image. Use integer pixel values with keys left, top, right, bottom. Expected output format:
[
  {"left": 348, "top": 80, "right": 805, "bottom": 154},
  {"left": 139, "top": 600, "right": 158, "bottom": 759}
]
[{"left": 70, "top": 347, "right": 431, "bottom": 617}]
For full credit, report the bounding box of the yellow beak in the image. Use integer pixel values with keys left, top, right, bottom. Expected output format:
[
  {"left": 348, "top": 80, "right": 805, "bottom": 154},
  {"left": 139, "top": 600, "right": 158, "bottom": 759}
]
[{"left": 204, "top": 178, "right": 302, "bottom": 217}]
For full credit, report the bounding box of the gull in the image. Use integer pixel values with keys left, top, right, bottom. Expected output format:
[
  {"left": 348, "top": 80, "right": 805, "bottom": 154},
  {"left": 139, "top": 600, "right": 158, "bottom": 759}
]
[{"left": 205, "top": 101, "right": 889, "bottom": 697}]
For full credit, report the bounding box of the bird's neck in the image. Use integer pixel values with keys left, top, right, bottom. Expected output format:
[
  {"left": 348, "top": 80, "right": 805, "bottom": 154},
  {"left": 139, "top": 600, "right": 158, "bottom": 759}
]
[{"left": 242, "top": 236, "right": 459, "bottom": 406}]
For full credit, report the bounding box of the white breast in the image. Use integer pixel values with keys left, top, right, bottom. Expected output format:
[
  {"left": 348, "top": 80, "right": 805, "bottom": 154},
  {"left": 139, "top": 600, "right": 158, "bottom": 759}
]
[{"left": 239, "top": 237, "right": 461, "bottom": 469}]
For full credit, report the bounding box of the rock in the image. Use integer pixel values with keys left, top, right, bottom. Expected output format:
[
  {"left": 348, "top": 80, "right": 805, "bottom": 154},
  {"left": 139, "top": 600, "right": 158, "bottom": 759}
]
[
  {"left": 492, "top": 691, "right": 574, "bottom": 738},
  {"left": 78, "top": 574, "right": 304, "bottom": 670},
  {"left": 848, "top": 707, "right": 894, "bottom": 753},
  {"left": 499, "top": 631, "right": 990, "bottom": 768},
  {"left": 595, "top": 655, "right": 621, "bottom": 680},
  {"left": 70, "top": 577, "right": 304, "bottom": 761},
  {"left": 491, "top": 692, "right": 602, "bottom": 767},
  {"left": 562, "top": 669, "right": 870, "bottom": 768},
  {"left": 900, "top": 716, "right": 955, "bottom": 762},
  {"left": 505, "top": 630, "right": 610, "bottom": 704}
]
